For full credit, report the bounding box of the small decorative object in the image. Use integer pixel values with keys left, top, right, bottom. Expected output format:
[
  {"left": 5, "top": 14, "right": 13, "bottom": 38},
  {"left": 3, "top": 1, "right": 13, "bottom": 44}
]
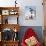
[
  {"left": 5, "top": 18, "right": 8, "bottom": 24},
  {"left": 13, "top": 28, "right": 18, "bottom": 41},
  {"left": 15, "top": 0, "right": 17, "bottom": 7},
  {"left": 2, "top": 10, "right": 9, "bottom": 15},
  {"left": 14, "top": 28, "right": 17, "bottom": 32},
  {"left": 25, "top": 6, "right": 36, "bottom": 20},
  {"left": 0, "top": 10, "right": 2, "bottom": 14},
  {"left": 2, "top": 28, "right": 13, "bottom": 41},
  {"left": 14, "top": 32, "right": 18, "bottom": 40},
  {"left": 13, "top": 33, "right": 16, "bottom": 41},
  {"left": 9, "top": 10, "right": 17, "bottom": 15},
  {"left": 10, "top": 10, "right": 15, "bottom": 15}
]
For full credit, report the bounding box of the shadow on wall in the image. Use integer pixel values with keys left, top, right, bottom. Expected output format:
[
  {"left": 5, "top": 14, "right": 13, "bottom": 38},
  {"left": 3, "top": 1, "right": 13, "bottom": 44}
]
[{"left": 18, "top": 26, "right": 43, "bottom": 44}]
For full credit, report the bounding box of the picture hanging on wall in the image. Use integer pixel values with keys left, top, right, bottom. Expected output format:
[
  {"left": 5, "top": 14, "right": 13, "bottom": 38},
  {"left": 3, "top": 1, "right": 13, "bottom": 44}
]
[{"left": 25, "top": 6, "right": 36, "bottom": 20}]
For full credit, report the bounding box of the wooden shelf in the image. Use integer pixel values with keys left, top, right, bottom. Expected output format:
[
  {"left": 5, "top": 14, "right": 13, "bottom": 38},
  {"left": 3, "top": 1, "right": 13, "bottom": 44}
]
[
  {"left": 1, "top": 40, "right": 19, "bottom": 46},
  {"left": 0, "top": 7, "right": 19, "bottom": 10},
  {"left": 3, "top": 41, "right": 18, "bottom": 46},
  {"left": 0, "top": 7, "right": 20, "bottom": 46},
  {"left": 2, "top": 40, "right": 19, "bottom": 42},
  {"left": 0, "top": 24, "right": 20, "bottom": 32}
]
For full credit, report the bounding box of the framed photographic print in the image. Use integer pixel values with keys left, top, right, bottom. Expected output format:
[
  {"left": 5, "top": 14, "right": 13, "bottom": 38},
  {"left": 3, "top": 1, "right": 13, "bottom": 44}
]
[
  {"left": 2, "top": 10, "right": 9, "bottom": 15},
  {"left": 25, "top": 6, "right": 36, "bottom": 20}
]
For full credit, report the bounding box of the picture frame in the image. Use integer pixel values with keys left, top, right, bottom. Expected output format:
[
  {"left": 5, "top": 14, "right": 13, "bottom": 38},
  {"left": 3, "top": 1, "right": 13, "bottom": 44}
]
[
  {"left": 2, "top": 10, "right": 9, "bottom": 15},
  {"left": 25, "top": 6, "right": 36, "bottom": 20}
]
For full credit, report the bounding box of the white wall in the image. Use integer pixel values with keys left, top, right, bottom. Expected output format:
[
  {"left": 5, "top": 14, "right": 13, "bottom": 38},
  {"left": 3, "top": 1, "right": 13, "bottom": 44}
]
[
  {"left": 18, "top": 0, "right": 44, "bottom": 26},
  {"left": 0, "top": 0, "right": 44, "bottom": 26}
]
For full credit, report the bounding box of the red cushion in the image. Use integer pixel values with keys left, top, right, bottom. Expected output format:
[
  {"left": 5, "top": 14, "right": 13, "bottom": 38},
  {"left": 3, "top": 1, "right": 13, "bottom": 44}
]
[{"left": 21, "top": 28, "right": 41, "bottom": 46}]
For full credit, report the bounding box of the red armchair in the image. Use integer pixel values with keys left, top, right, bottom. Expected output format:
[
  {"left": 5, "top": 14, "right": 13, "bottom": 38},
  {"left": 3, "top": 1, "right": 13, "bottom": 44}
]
[{"left": 21, "top": 28, "right": 41, "bottom": 46}]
